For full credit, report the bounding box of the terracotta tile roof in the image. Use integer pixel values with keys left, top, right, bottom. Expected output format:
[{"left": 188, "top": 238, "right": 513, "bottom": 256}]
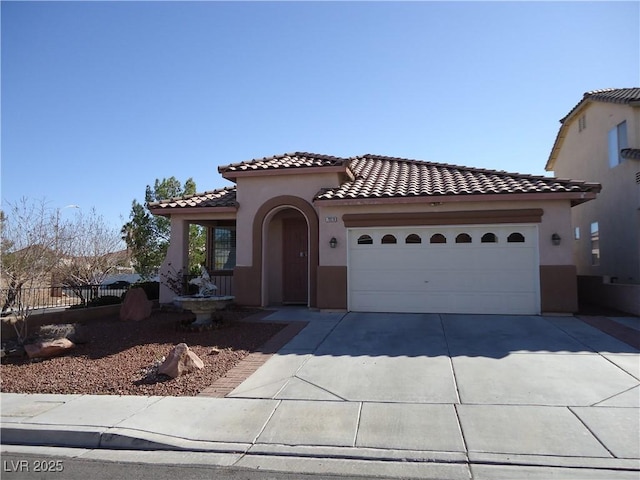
[
  {"left": 148, "top": 153, "right": 600, "bottom": 214},
  {"left": 316, "top": 155, "right": 600, "bottom": 200},
  {"left": 621, "top": 148, "right": 640, "bottom": 160},
  {"left": 218, "top": 152, "right": 347, "bottom": 175},
  {"left": 560, "top": 88, "right": 640, "bottom": 123},
  {"left": 147, "top": 186, "right": 237, "bottom": 210}
]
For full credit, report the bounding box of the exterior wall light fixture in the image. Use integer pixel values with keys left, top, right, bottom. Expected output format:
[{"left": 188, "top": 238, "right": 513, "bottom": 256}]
[
  {"left": 329, "top": 237, "right": 338, "bottom": 248},
  {"left": 551, "top": 233, "right": 561, "bottom": 246}
]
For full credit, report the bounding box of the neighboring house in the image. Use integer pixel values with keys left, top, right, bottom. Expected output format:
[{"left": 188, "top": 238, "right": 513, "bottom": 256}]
[
  {"left": 149, "top": 152, "right": 600, "bottom": 315},
  {"left": 546, "top": 88, "right": 640, "bottom": 315}
]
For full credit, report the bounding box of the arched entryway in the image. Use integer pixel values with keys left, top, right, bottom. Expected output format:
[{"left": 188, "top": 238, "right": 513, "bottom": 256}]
[
  {"left": 264, "top": 208, "right": 309, "bottom": 305},
  {"left": 252, "top": 196, "right": 319, "bottom": 308}
]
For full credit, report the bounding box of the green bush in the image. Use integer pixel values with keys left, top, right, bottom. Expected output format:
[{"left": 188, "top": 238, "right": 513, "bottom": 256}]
[
  {"left": 132, "top": 281, "right": 160, "bottom": 300},
  {"left": 69, "top": 295, "right": 122, "bottom": 310}
]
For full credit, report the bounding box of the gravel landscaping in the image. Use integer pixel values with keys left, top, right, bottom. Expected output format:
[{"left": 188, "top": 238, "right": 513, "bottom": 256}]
[{"left": 0, "top": 308, "right": 285, "bottom": 397}]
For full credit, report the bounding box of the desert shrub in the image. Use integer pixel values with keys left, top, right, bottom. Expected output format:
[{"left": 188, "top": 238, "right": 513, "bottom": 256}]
[{"left": 132, "top": 281, "right": 160, "bottom": 300}]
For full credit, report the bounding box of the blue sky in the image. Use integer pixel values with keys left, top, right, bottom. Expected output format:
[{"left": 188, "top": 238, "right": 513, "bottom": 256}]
[{"left": 2, "top": 1, "right": 639, "bottom": 230}]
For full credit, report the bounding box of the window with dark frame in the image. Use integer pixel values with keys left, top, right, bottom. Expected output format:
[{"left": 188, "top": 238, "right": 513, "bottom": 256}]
[
  {"left": 455, "top": 233, "right": 472, "bottom": 244},
  {"left": 430, "top": 233, "right": 447, "bottom": 244},
  {"left": 381, "top": 234, "right": 397, "bottom": 244},
  {"left": 357, "top": 234, "right": 373, "bottom": 245},
  {"left": 405, "top": 234, "right": 422, "bottom": 244},
  {"left": 481, "top": 233, "right": 497, "bottom": 243},
  {"left": 209, "top": 225, "right": 236, "bottom": 271},
  {"left": 590, "top": 222, "right": 600, "bottom": 266},
  {"left": 507, "top": 232, "right": 525, "bottom": 243}
]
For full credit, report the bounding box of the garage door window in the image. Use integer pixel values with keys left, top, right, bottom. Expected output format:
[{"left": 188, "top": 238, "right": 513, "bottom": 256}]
[
  {"left": 455, "top": 233, "right": 472, "bottom": 243},
  {"left": 507, "top": 232, "right": 525, "bottom": 243},
  {"left": 405, "top": 234, "right": 422, "bottom": 244},
  {"left": 481, "top": 233, "right": 497, "bottom": 243},
  {"left": 430, "top": 233, "right": 447, "bottom": 244},
  {"left": 357, "top": 234, "right": 373, "bottom": 245},
  {"left": 381, "top": 234, "right": 397, "bottom": 244}
]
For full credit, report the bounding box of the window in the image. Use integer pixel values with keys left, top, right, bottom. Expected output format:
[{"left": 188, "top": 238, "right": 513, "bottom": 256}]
[
  {"left": 430, "top": 233, "right": 447, "bottom": 244},
  {"left": 357, "top": 234, "right": 373, "bottom": 245},
  {"left": 405, "top": 234, "right": 422, "bottom": 244},
  {"left": 455, "top": 233, "right": 472, "bottom": 244},
  {"left": 608, "top": 121, "right": 628, "bottom": 167},
  {"left": 507, "top": 232, "right": 525, "bottom": 243},
  {"left": 578, "top": 114, "right": 586, "bottom": 132},
  {"left": 591, "top": 222, "right": 600, "bottom": 266},
  {"left": 210, "top": 226, "right": 236, "bottom": 270},
  {"left": 481, "top": 233, "right": 497, "bottom": 243},
  {"left": 574, "top": 227, "right": 580, "bottom": 240},
  {"left": 381, "top": 234, "right": 397, "bottom": 244}
]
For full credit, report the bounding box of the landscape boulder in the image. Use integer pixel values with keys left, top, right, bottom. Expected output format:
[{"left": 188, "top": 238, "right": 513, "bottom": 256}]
[
  {"left": 37, "top": 323, "right": 88, "bottom": 344},
  {"left": 119, "top": 288, "right": 153, "bottom": 321},
  {"left": 158, "top": 343, "right": 204, "bottom": 378},
  {"left": 24, "top": 338, "right": 75, "bottom": 359}
]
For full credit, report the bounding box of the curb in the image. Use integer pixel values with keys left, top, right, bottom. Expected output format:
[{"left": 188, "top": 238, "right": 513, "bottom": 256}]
[{"left": 3, "top": 423, "right": 639, "bottom": 473}]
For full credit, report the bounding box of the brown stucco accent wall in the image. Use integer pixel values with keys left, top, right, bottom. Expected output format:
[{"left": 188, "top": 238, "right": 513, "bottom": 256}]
[
  {"left": 342, "top": 209, "right": 544, "bottom": 227},
  {"left": 233, "top": 265, "right": 262, "bottom": 306},
  {"left": 540, "top": 265, "right": 578, "bottom": 313},
  {"left": 237, "top": 195, "right": 319, "bottom": 308},
  {"left": 317, "top": 266, "right": 348, "bottom": 310}
]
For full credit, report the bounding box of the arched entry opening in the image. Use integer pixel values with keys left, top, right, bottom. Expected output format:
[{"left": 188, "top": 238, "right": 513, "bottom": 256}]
[{"left": 263, "top": 207, "right": 310, "bottom": 305}]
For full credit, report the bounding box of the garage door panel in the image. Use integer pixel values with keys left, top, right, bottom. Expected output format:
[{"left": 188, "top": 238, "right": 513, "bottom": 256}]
[
  {"left": 351, "top": 292, "right": 535, "bottom": 315},
  {"left": 348, "top": 225, "right": 539, "bottom": 315},
  {"left": 350, "top": 270, "right": 428, "bottom": 291}
]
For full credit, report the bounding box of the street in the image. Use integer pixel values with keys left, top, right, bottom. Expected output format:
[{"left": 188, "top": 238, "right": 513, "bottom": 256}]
[{"left": 0, "top": 453, "right": 397, "bottom": 480}]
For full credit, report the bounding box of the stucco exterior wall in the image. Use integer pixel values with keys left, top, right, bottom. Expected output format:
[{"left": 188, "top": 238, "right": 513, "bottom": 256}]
[
  {"left": 552, "top": 102, "right": 640, "bottom": 283},
  {"left": 317, "top": 199, "right": 575, "bottom": 267},
  {"left": 234, "top": 172, "right": 342, "bottom": 266}
]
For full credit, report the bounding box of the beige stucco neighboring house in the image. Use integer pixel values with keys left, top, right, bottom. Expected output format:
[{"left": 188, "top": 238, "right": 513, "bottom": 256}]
[
  {"left": 149, "top": 152, "right": 600, "bottom": 315},
  {"left": 546, "top": 88, "right": 640, "bottom": 315}
]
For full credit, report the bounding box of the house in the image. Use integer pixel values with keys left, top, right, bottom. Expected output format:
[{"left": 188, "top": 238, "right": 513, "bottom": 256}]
[
  {"left": 546, "top": 88, "right": 640, "bottom": 315},
  {"left": 148, "top": 152, "right": 600, "bottom": 315}
]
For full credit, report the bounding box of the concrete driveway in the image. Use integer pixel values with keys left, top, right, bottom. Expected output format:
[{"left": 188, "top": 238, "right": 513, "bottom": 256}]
[
  {"left": 230, "top": 310, "right": 639, "bottom": 406},
  {"left": 227, "top": 309, "right": 639, "bottom": 461}
]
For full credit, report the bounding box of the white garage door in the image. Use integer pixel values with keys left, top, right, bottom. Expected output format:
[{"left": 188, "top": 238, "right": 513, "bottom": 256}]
[{"left": 348, "top": 225, "right": 540, "bottom": 315}]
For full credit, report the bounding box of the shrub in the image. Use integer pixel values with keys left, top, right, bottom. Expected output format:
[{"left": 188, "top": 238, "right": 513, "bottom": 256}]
[
  {"left": 132, "top": 281, "right": 160, "bottom": 300},
  {"left": 69, "top": 295, "right": 122, "bottom": 310}
]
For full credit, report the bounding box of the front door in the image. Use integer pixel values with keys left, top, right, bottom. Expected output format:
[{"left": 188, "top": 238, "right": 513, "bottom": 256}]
[{"left": 282, "top": 217, "right": 308, "bottom": 304}]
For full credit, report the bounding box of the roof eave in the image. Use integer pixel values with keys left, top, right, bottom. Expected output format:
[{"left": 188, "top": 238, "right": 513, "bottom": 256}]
[
  {"left": 149, "top": 206, "right": 238, "bottom": 217},
  {"left": 314, "top": 191, "right": 599, "bottom": 207},
  {"left": 221, "top": 165, "right": 348, "bottom": 181}
]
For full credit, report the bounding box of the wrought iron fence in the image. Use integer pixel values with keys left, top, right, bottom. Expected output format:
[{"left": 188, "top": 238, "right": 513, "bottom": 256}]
[
  {"left": 1, "top": 272, "right": 235, "bottom": 314},
  {"left": 1, "top": 284, "right": 130, "bottom": 313}
]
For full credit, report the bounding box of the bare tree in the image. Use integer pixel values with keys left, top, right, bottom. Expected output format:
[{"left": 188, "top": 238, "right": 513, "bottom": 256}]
[
  {"left": 55, "top": 207, "right": 127, "bottom": 305},
  {"left": 1, "top": 200, "right": 126, "bottom": 343},
  {"left": 0, "top": 198, "right": 73, "bottom": 343}
]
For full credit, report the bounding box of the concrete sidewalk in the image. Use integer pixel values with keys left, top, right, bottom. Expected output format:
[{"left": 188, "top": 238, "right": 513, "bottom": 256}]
[{"left": 2, "top": 310, "right": 639, "bottom": 479}]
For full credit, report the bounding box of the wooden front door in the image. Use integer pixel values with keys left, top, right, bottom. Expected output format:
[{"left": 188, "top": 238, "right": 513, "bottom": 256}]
[{"left": 282, "top": 217, "right": 308, "bottom": 304}]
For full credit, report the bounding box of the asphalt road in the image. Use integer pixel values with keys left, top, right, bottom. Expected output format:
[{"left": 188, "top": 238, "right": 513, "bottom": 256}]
[{"left": 0, "top": 453, "right": 393, "bottom": 480}]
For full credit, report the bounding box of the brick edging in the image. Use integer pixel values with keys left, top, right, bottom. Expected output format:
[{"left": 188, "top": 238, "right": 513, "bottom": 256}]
[
  {"left": 198, "top": 319, "right": 308, "bottom": 398},
  {"left": 577, "top": 316, "right": 640, "bottom": 350}
]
